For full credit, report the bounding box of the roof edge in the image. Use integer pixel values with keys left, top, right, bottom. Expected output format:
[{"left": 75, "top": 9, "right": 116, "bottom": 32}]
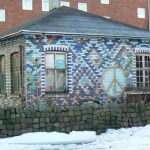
[{"left": 1, "top": 30, "right": 150, "bottom": 41}]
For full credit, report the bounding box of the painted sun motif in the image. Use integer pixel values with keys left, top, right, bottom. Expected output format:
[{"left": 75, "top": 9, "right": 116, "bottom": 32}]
[{"left": 102, "top": 67, "right": 126, "bottom": 97}]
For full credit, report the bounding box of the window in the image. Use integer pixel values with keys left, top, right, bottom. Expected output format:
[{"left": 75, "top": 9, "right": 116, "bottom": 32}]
[
  {"left": 11, "top": 52, "right": 21, "bottom": 94},
  {"left": 22, "top": 0, "right": 33, "bottom": 10},
  {"left": 0, "top": 56, "right": 5, "bottom": 93},
  {"left": 101, "top": 0, "right": 109, "bottom": 4},
  {"left": 0, "top": 9, "right": 5, "bottom": 22},
  {"left": 136, "top": 54, "right": 150, "bottom": 87},
  {"left": 60, "top": 1, "right": 70, "bottom": 7},
  {"left": 78, "top": 2, "right": 87, "bottom": 12},
  {"left": 137, "top": 8, "right": 145, "bottom": 19},
  {"left": 45, "top": 52, "right": 67, "bottom": 93},
  {"left": 42, "top": 0, "right": 49, "bottom": 11}
]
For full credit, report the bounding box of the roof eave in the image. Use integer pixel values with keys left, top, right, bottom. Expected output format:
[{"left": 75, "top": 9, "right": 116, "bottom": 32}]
[{"left": 0, "top": 30, "right": 150, "bottom": 40}]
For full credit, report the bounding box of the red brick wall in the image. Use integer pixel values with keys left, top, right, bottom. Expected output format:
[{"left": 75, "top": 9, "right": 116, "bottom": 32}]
[
  {"left": 0, "top": 0, "right": 42, "bottom": 32},
  {"left": 0, "top": 0, "right": 149, "bottom": 32},
  {"left": 67, "top": 0, "right": 149, "bottom": 29}
]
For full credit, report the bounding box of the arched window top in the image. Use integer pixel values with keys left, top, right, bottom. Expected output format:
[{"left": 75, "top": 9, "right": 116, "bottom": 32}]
[{"left": 135, "top": 47, "right": 150, "bottom": 53}]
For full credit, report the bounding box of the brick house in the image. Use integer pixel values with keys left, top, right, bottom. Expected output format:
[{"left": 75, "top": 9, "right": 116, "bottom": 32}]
[
  {"left": 0, "top": 0, "right": 149, "bottom": 32},
  {"left": 0, "top": 7, "right": 150, "bottom": 109}
]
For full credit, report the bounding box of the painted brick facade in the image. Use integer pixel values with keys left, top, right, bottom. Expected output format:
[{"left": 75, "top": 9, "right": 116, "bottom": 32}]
[
  {"left": 24, "top": 34, "right": 149, "bottom": 109},
  {"left": 0, "top": 34, "right": 150, "bottom": 109},
  {"left": 0, "top": 0, "right": 149, "bottom": 32}
]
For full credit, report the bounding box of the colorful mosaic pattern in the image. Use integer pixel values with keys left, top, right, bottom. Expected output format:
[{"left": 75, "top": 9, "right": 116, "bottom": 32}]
[{"left": 24, "top": 35, "right": 150, "bottom": 108}]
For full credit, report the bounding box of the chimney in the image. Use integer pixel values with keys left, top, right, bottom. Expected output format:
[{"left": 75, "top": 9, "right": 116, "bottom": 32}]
[{"left": 49, "top": 0, "right": 60, "bottom": 10}]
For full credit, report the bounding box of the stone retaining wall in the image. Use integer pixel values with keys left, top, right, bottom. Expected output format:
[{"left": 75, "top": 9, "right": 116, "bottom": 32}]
[{"left": 0, "top": 102, "right": 150, "bottom": 138}]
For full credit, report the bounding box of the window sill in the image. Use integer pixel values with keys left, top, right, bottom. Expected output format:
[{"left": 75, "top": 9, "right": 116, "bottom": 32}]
[
  {"left": 125, "top": 91, "right": 150, "bottom": 95},
  {"left": 0, "top": 94, "right": 6, "bottom": 98},
  {"left": 9, "top": 94, "right": 20, "bottom": 98},
  {"left": 45, "top": 93, "right": 69, "bottom": 98}
]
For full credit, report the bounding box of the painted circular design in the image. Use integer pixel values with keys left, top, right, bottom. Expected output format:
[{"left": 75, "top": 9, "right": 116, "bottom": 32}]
[{"left": 102, "top": 68, "right": 126, "bottom": 97}]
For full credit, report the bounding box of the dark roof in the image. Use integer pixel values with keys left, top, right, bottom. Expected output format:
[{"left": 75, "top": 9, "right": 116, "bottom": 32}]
[{"left": 1, "top": 6, "right": 150, "bottom": 39}]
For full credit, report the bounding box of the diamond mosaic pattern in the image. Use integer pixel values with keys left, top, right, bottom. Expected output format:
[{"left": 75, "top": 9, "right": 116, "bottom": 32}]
[
  {"left": 87, "top": 49, "right": 103, "bottom": 69},
  {"left": 24, "top": 35, "right": 149, "bottom": 108}
]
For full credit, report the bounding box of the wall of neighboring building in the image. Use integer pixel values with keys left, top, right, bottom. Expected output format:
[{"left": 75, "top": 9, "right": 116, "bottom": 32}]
[
  {"left": 64, "top": 0, "right": 149, "bottom": 29},
  {"left": 24, "top": 34, "right": 150, "bottom": 109},
  {"left": 0, "top": 0, "right": 42, "bottom": 32},
  {"left": 0, "top": 0, "right": 149, "bottom": 32}
]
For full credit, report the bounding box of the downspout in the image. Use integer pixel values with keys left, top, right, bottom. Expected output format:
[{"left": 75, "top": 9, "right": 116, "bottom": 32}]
[{"left": 148, "top": 0, "right": 150, "bottom": 30}]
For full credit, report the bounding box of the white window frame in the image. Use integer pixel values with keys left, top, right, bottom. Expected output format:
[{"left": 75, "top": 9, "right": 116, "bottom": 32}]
[
  {"left": 22, "top": 0, "right": 33, "bottom": 10},
  {"left": 101, "top": 0, "right": 109, "bottom": 4},
  {"left": 103, "top": 16, "right": 110, "bottom": 19},
  {"left": 78, "top": 2, "right": 87, "bottom": 12},
  {"left": 45, "top": 52, "right": 68, "bottom": 93},
  {"left": 0, "top": 9, "right": 5, "bottom": 22},
  {"left": 137, "top": 8, "right": 145, "bottom": 19},
  {"left": 136, "top": 54, "right": 150, "bottom": 88},
  {"left": 42, "top": 0, "right": 50, "bottom": 11},
  {"left": 60, "top": 1, "right": 70, "bottom": 7}
]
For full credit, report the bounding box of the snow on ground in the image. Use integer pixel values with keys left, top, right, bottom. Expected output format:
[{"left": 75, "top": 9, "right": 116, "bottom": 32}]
[{"left": 0, "top": 125, "right": 150, "bottom": 150}]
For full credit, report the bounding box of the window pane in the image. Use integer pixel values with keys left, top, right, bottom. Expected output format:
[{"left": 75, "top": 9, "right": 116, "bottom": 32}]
[
  {"left": 45, "top": 52, "right": 67, "bottom": 93},
  {"left": 145, "top": 56, "right": 150, "bottom": 67},
  {"left": 42, "top": 0, "right": 49, "bottom": 11},
  {"left": 0, "top": 9, "right": 5, "bottom": 22},
  {"left": 101, "top": 0, "right": 109, "bottom": 4},
  {"left": 148, "top": 56, "right": 150, "bottom": 67},
  {"left": 140, "top": 62, "right": 143, "bottom": 68},
  {"left": 45, "top": 54, "right": 54, "bottom": 68},
  {"left": 136, "top": 70, "right": 139, "bottom": 76},
  {"left": 13, "top": 71, "right": 20, "bottom": 92},
  {"left": 0, "top": 56, "right": 4, "bottom": 73},
  {"left": 11, "top": 53, "right": 20, "bottom": 93},
  {"left": 55, "top": 54, "right": 65, "bottom": 69},
  {"left": 0, "top": 56, "right": 5, "bottom": 93},
  {"left": 56, "top": 70, "right": 66, "bottom": 92},
  {"left": 60, "top": 1, "right": 70, "bottom": 7},
  {"left": 78, "top": 2, "right": 87, "bottom": 12},
  {"left": 45, "top": 70, "right": 55, "bottom": 92},
  {"left": 23, "top": 0, "right": 32, "bottom": 10},
  {"left": 137, "top": 8, "right": 145, "bottom": 19}
]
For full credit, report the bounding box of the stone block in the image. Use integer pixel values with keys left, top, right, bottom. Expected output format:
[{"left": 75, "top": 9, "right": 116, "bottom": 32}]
[
  {"left": 6, "top": 125, "right": 15, "bottom": 130},
  {"left": 15, "top": 124, "right": 21, "bottom": 130},
  {"left": 33, "top": 124, "right": 40, "bottom": 129},
  {"left": 33, "top": 118, "right": 39, "bottom": 123},
  {"left": 53, "top": 123, "right": 59, "bottom": 128},
  {"left": 50, "top": 116, "right": 57, "bottom": 123},
  {"left": 64, "top": 117, "right": 69, "bottom": 123},
  {"left": 45, "top": 118, "right": 50, "bottom": 123},
  {"left": 40, "top": 118, "right": 45, "bottom": 123},
  {"left": 0, "top": 120, "right": 3, "bottom": 125},
  {"left": 0, "top": 124, "right": 6, "bottom": 129},
  {"left": 40, "top": 123, "right": 45, "bottom": 128}
]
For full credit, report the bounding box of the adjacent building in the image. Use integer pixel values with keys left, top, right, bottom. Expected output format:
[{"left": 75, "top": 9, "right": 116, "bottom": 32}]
[
  {"left": 0, "top": 0, "right": 150, "bottom": 32},
  {"left": 0, "top": 7, "right": 150, "bottom": 109}
]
